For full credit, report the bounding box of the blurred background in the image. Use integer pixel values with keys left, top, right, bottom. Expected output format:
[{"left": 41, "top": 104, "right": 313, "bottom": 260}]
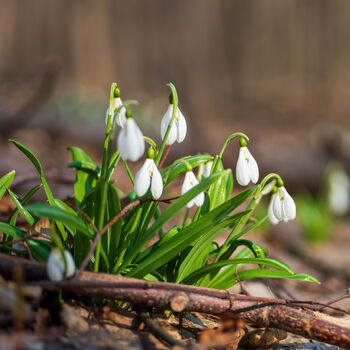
[{"left": 1, "top": 0, "right": 350, "bottom": 301}]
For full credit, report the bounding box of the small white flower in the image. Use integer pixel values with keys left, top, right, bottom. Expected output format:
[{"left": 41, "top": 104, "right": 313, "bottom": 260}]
[
  {"left": 272, "top": 186, "right": 296, "bottom": 222},
  {"left": 202, "top": 161, "right": 213, "bottom": 178},
  {"left": 268, "top": 194, "right": 279, "bottom": 225},
  {"left": 47, "top": 248, "right": 75, "bottom": 282},
  {"left": 134, "top": 158, "right": 163, "bottom": 199},
  {"left": 160, "top": 105, "right": 187, "bottom": 145},
  {"left": 181, "top": 171, "right": 204, "bottom": 208},
  {"left": 105, "top": 97, "right": 127, "bottom": 128},
  {"left": 118, "top": 118, "right": 145, "bottom": 162},
  {"left": 236, "top": 146, "right": 259, "bottom": 186},
  {"left": 328, "top": 168, "right": 350, "bottom": 215}
]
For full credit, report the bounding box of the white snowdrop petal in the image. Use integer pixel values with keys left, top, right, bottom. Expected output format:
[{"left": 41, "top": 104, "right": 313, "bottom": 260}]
[
  {"left": 186, "top": 199, "right": 195, "bottom": 208},
  {"left": 246, "top": 148, "right": 259, "bottom": 183},
  {"left": 47, "top": 249, "right": 75, "bottom": 281},
  {"left": 272, "top": 189, "right": 284, "bottom": 221},
  {"left": 151, "top": 165, "right": 163, "bottom": 199},
  {"left": 194, "top": 192, "right": 205, "bottom": 207},
  {"left": 47, "top": 250, "right": 64, "bottom": 281},
  {"left": 118, "top": 118, "right": 144, "bottom": 161},
  {"left": 160, "top": 105, "right": 172, "bottom": 138},
  {"left": 282, "top": 188, "right": 296, "bottom": 220},
  {"left": 116, "top": 107, "right": 127, "bottom": 128},
  {"left": 176, "top": 107, "right": 187, "bottom": 143},
  {"left": 236, "top": 148, "right": 250, "bottom": 186},
  {"left": 134, "top": 160, "right": 152, "bottom": 197},
  {"left": 64, "top": 250, "right": 76, "bottom": 278},
  {"left": 202, "top": 161, "right": 213, "bottom": 178},
  {"left": 268, "top": 195, "right": 279, "bottom": 225},
  {"left": 181, "top": 172, "right": 193, "bottom": 195}
]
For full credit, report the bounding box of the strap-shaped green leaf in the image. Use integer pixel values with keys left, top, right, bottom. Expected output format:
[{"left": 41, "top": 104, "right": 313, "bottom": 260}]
[
  {"left": 209, "top": 268, "right": 320, "bottom": 289},
  {"left": 68, "top": 147, "right": 99, "bottom": 206},
  {"left": 10, "top": 140, "right": 43, "bottom": 176},
  {"left": 175, "top": 211, "right": 252, "bottom": 283},
  {"left": 7, "top": 189, "right": 35, "bottom": 226},
  {"left": 182, "top": 257, "right": 294, "bottom": 285},
  {"left": 0, "top": 222, "right": 26, "bottom": 239},
  {"left": 162, "top": 154, "right": 212, "bottom": 186},
  {"left": 0, "top": 170, "right": 15, "bottom": 201},
  {"left": 128, "top": 206, "right": 252, "bottom": 279},
  {"left": 26, "top": 203, "right": 94, "bottom": 238}
]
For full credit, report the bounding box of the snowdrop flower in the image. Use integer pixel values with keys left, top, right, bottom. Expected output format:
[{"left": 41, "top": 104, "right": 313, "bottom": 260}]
[
  {"left": 328, "top": 167, "right": 350, "bottom": 215},
  {"left": 236, "top": 138, "right": 259, "bottom": 186},
  {"left": 105, "top": 95, "right": 127, "bottom": 128},
  {"left": 181, "top": 171, "right": 204, "bottom": 208},
  {"left": 272, "top": 180, "right": 296, "bottom": 222},
  {"left": 117, "top": 109, "right": 145, "bottom": 162},
  {"left": 202, "top": 161, "right": 213, "bottom": 178},
  {"left": 47, "top": 248, "right": 75, "bottom": 282},
  {"left": 160, "top": 99, "right": 187, "bottom": 145},
  {"left": 134, "top": 148, "right": 163, "bottom": 199}
]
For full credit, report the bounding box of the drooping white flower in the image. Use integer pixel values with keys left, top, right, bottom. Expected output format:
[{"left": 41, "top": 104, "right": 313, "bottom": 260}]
[
  {"left": 328, "top": 167, "right": 350, "bottom": 215},
  {"left": 181, "top": 171, "right": 204, "bottom": 208},
  {"left": 236, "top": 146, "right": 259, "bottom": 186},
  {"left": 134, "top": 158, "right": 163, "bottom": 199},
  {"left": 47, "top": 248, "right": 75, "bottom": 282},
  {"left": 118, "top": 118, "right": 145, "bottom": 162},
  {"left": 105, "top": 97, "right": 127, "bottom": 128},
  {"left": 272, "top": 186, "right": 296, "bottom": 222},
  {"left": 160, "top": 105, "right": 187, "bottom": 145},
  {"left": 268, "top": 194, "right": 279, "bottom": 225},
  {"left": 202, "top": 161, "right": 213, "bottom": 178}
]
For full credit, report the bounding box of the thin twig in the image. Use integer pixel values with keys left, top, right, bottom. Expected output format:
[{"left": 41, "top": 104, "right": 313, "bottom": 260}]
[
  {"left": 138, "top": 310, "right": 185, "bottom": 347},
  {"left": 0, "top": 231, "right": 40, "bottom": 248},
  {"left": 66, "top": 202, "right": 99, "bottom": 235}
]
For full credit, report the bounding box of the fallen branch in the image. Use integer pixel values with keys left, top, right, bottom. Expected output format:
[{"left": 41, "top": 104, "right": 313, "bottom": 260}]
[{"left": 1, "top": 253, "right": 350, "bottom": 348}]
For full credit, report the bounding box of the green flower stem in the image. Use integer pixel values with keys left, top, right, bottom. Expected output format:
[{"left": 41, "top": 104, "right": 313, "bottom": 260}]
[
  {"left": 155, "top": 83, "right": 178, "bottom": 165},
  {"left": 144, "top": 136, "right": 158, "bottom": 150},
  {"left": 164, "top": 158, "right": 193, "bottom": 185},
  {"left": 219, "top": 132, "right": 249, "bottom": 159},
  {"left": 259, "top": 173, "right": 282, "bottom": 190},
  {"left": 123, "top": 159, "right": 135, "bottom": 185},
  {"left": 182, "top": 207, "right": 190, "bottom": 226}
]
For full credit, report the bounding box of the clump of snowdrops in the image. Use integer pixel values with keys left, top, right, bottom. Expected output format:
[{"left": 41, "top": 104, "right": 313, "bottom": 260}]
[{"left": 0, "top": 83, "right": 318, "bottom": 288}]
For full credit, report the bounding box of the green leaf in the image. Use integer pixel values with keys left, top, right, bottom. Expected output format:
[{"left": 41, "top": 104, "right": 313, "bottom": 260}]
[
  {"left": 8, "top": 184, "right": 42, "bottom": 226},
  {"left": 10, "top": 140, "right": 43, "bottom": 176},
  {"left": 236, "top": 269, "right": 320, "bottom": 284},
  {"left": 107, "top": 184, "right": 122, "bottom": 258},
  {"left": 0, "top": 222, "right": 26, "bottom": 239},
  {"left": 0, "top": 170, "right": 16, "bottom": 201},
  {"left": 27, "top": 239, "right": 51, "bottom": 263},
  {"left": 7, "top": 189, "right": 35, "bottom": 226},
  {"left": 182, "top": 258, "right": 294, "bottom": 285},
  {"left": 162, "top": 154, "right": 212, "bottom": 186},
  {"left": 207, "top": 158, "right": 233, "bottom": 210},
  {"left": 124, "top": 170, "right": 239, "bottom": 270},
  {"left": 175, "top": 212, "right": 252, "bottom": 283},
  {"left": 128, "top": 208, "right": 251, "bottom": 279},
  {"left": 26, "top": 203, "right": 94, "bottom": 238},
  {"left": 68, "top": 147, "right": 99, "bottom": 206}
]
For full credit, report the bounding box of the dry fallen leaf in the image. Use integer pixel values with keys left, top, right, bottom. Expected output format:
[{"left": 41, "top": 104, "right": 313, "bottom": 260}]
[
  {"left": 199, "top": 312, "right": 246, "bottom": 349},
  {"left": 239, "top": 327, "right": 287, "bottom": 347}
]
